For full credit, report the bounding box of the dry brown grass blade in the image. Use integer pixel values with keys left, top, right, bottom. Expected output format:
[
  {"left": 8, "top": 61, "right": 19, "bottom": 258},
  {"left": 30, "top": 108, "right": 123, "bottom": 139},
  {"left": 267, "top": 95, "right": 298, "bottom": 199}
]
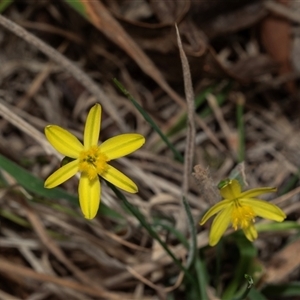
[
  {"left": 265, "top": 0, "right": 300, "bottom": 24},
  {"left": 176, "top": 24, "right": 196, "bottom": 194},
  {"left": 260, "top": 0, "right": 295, "bottom": 94},
  {"left": 82, "top": 0, "right": 186, "bottom": 108},
  {"left": 0, "top": 258, "right": 124, "bottom": 299},
  {"left": 0, "top": 99, "right": 54, "bottom": 155},
  {"left": 126, "top": 266, "right": 165, "bottom": 294},
  {"left": 273, "top": 186, "right": 300, "bottom": 205},
  {"left": 82, "top": 1, "right": 224, "bottom": 150},
  {"left": 103, "top": 231, "right": 210, "bottom": 287},
  {"left": 15, "top": 195, "right": 112, "bottom": 296},
  {"left": 17, "top": 63, "right": 53, "bottom": 109},
  {"left": 0, "top": 14, "right": 127, "bottom": 131},
  {"left": 206, "top": 93, "right": 238, "bottom": 156},
  {"left": 265, "top": 239, "right": 300, "bottom": 283},
  {"left": 19, "top": 20, "right": 84, "bottom": 44},
  {"left": 174, "top": 24, "right": 196, "bottom": 234},
  {"left": 0, "top": 290, "right": 21, "bottom": 300}
]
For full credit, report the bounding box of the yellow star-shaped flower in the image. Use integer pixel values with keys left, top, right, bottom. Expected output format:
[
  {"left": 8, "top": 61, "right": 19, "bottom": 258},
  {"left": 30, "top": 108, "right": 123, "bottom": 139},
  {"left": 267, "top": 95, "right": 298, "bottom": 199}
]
[
  {"left": 200, "top": 179, "right": 286, "bottom": 246},
  {"left": 44, "top": 104, "right": 145, "bottom": 219}
]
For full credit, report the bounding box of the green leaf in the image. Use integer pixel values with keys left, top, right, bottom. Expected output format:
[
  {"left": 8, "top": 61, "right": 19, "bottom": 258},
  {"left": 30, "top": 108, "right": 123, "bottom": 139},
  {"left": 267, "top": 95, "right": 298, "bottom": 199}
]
[
  {"left": 262, "top": 282, "right": 300, "bottom": 297},
  {"left": 62, "top": 0, "right": 87, "bottom": 18},
  {"left": 0, "top": 153, "right": 77, "bottom": 203},
  {"left": 256, "top": 221, "right": 300, "bottom": 232},
  {"left": 222, "top": 235, "right": 257, "bottom": 299},
  {"left": 248, "top": 287, "right": 268, "bottom": 300},
  {"left": 0, "top": 153, "right": 122, "bottom": 220},
  {"left": 0, "top": 0, "right": 14, "bottom": 13},
  {"left": 195, "top": 253, "right": 209, "bottom": 300},
  {"left": 232, "top": 274, "right": 254, "bottom": 300}
]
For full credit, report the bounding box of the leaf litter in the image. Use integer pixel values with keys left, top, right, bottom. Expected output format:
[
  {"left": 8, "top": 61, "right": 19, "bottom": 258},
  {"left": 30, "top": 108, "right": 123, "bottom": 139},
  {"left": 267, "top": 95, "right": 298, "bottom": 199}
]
[{"left": 0, "top": 1, "right": 299, "bottom": 299}]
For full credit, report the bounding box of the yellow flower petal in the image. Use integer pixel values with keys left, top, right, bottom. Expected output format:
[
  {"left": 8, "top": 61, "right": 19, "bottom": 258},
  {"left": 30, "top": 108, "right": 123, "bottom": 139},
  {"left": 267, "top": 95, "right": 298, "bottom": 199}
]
[
  {"left": 219, "top": 179, "right": 241, "bottom": 199},
  {"left": 45, "top": 125, "right": 83, "bottom": 158},
  {"left": 84, "top": 104, "right": 101, "bottom": 149},
  {"left": 243, "top": 223, "right": 258, "bottom": 242},
  {"left": 79, "top": 174, "right": 101, "bottom": 219},
  {"left": 241, "top": 198, "right": 286, "bottom": 221},
  {"left": 200, "top": 199, "right": 231, "bottom": 225},
  {"left": 99, "top": 134, "right": 145, "bottom": 160},
  {"left": 240, "top": 187, "right": 277, "bottom": 199},
  {"left": 209, "top": 206, "right": 233, "bottom": 246},
  {"left": 102, "top": 164, "right": 138, "bottom": 193},
  {"left": 44, "top": 159, "right": 79, "bottom": 188}
]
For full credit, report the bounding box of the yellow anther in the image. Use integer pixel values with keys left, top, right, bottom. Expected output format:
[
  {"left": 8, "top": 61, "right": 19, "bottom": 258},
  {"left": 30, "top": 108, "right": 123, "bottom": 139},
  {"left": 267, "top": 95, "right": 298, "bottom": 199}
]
[
  {"left": 231, "top": 202, "right": 255, "bottom": 230},
  {"left": 78, "top": 146, "right": 108, "bottom": 180}
]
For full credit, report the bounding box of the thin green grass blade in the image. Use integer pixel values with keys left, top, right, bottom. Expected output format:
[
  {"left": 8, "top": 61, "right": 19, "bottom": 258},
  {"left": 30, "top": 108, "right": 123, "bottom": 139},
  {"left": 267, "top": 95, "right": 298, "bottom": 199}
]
[
  {"left": 106, "top": 180, "right": 196, "bottom": 283},
  {"left": 0, "top": 209, "right": 31, "bottom": 227},
  {"left": 232, "top": 274, "right": 254, "bottom": 300},
  {"left": 166, "top": 82, "right": 231, "bottom": 138},
  {"left": 200, "top": 85, "right": 229, "bottom": 119},
  {"left": 195, "top": 252, "right": 209, "bottom": 300},
  {"left": 0, "top": 153, "right": 122, "bottom": 220},
  {"left": 0, "top": 0, "right": 13, "bottom": 13},
  {"left": 0, "top": 208, "right": 68, "bottom": 240},
  {"left": 256, "top": 221, "right": 300, "bottom": 232},
  {"left": 0, "top": 153, "right": 77, "bottom": 203},
  {"left": 113, "top": 78, "right": 183, "bottom": 162},
  {"left": 262, "top": 282, "right": 300, "bottom": 298},
  {"left": 152, "top": 219, "right": 189, "bottom": 249},
  {"left": 166, "top": 85, "right": 215, "bottom": 137},
  {"left": 62, "top": 0, "right": 87, "bottom": 18},
  {"left": 215, "top": 238, "right": 224, "bottom": 297}
]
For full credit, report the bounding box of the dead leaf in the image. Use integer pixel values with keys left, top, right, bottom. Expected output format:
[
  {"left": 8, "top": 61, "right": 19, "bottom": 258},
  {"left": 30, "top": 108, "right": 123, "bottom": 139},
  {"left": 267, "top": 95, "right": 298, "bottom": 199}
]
[
  {"left": 265, "top": 238, "right": 300, "bottom": 283},
  {"left": 260, "top": 0, "right": 295, "bottom": 93}
]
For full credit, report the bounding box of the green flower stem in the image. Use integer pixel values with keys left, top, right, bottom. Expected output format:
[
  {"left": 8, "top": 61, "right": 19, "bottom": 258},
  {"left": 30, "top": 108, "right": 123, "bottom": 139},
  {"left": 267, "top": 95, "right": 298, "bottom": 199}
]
[
  {"left": 152, "top": 220, "right": 189, "bottom": 249},
  {"left": 195, "top": 254, "right": 209, "bottom": 300},
  {"left": 232, "top": 274, "right": 254, "bottom": 300},
  {"left": 107, "top": 181, "right": 194, "bottom": 282},
  {"left": 113, "top": 78, "right": 183, "bottom": 163}
]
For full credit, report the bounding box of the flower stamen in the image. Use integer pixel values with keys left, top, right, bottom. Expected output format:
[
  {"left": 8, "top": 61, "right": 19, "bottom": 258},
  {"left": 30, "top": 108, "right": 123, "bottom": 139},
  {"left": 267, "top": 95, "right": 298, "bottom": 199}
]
[
  {"left": 78, "top": 146, "right": 108, "bottom": 180},
  {"left": 231, "top": 201, "right": 255, "bottom": 230}
]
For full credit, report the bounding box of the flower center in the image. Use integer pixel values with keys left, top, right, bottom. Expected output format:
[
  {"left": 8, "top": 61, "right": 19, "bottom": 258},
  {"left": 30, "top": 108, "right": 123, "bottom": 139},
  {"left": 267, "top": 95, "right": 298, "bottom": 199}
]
[
  {"left": 78, "top": 146, "right": 108, "bottom": 180},
  {"left": 231, "top": 200, "right": 255, "bottom": 230}
]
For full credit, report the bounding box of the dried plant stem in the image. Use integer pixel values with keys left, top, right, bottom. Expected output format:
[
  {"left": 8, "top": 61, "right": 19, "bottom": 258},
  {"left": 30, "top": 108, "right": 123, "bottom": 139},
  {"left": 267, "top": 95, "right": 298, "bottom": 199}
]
[
  {"left": 0, "top": 98, "right": 54, "bottom": 156},
  {"left": 175, "top": 24, "right": 197, "bottom": 268},
  {"left": 0, "top": 14, "right": 126, "bottom": 130},
  {"left": 264, "top": 1, "right": 300, "bottom": 24},
  {"left": 107, "top": 181, "right": 195, "bottom": 282}
]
